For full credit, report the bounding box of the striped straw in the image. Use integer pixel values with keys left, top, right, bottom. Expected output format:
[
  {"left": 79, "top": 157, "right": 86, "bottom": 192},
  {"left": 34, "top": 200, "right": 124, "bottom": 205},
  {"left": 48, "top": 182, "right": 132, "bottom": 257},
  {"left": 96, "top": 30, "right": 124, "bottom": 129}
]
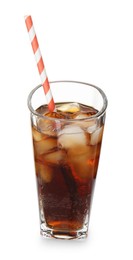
[{"left": 25, "top": 15, "right": 55, "bottom": 112}]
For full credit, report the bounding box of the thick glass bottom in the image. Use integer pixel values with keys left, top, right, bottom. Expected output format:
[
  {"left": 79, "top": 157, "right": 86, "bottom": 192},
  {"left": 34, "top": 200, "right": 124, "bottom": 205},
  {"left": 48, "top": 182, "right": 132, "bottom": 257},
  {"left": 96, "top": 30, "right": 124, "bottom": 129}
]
[{"left": 40, "top": 222, "right": 88, "bottom": 240}]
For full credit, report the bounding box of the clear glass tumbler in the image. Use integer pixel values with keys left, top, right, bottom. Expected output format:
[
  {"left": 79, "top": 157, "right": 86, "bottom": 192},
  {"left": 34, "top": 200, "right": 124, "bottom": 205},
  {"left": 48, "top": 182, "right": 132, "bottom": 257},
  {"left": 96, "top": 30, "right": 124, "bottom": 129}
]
[{"left": 28, "top": 81, "right": 108, "bottom": 239}]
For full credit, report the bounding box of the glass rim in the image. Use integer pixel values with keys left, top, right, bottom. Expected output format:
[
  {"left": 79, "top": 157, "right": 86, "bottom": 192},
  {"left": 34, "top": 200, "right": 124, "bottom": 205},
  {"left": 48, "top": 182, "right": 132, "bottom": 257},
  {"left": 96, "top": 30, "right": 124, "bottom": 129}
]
[{"left": 27, "top": 80, "right": 108, "bottom": 122}]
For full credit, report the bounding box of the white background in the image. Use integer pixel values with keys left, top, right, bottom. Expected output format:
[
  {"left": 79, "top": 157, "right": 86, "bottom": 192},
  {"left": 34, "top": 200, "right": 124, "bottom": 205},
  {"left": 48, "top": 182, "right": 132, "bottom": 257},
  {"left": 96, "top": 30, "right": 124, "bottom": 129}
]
[{"left": 0, "top": 0, "right": 133, "bottom": 259}]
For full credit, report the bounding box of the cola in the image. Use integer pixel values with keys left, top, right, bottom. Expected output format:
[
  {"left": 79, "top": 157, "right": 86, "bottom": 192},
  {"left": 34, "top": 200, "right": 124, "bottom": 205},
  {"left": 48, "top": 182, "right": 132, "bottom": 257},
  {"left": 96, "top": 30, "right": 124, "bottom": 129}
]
[{"left": 32, "top": 102, "right": 104, "bottom": 236}]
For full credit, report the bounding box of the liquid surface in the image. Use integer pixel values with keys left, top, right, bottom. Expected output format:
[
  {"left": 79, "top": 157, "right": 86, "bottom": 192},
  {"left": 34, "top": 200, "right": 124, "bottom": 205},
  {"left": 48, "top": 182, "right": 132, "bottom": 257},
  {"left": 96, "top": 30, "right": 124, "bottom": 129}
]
[{"left": 32, "top": 103, "right": 103, "bottom": 231}]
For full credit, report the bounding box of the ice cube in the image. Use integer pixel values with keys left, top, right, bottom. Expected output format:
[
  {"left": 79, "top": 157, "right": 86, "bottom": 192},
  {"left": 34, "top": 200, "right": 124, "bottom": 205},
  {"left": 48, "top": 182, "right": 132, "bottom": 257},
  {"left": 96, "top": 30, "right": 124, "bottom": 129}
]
[
  {"left": 32, "top": 127, "right": 44, "bottom": 141},
  {"left": 69, "top": 149, "right": 99, "bottom": 179},
  {"left": 69, "top": 153, "right": 92, "bottom": 179},
  {"left": 34, "top": 137, "right": 57, "bottom": 155},
  {"left": 87, "top": 123, "right": 97, "bottom": 133},
  {"left": 57, "top": 103, "right": 80, "bottom": 113},
  {"left": 58, "top": 125, "right": 87, "bottom": 149},
  {"left": 74, "top": 113, "right": 89, "bottom": 120},
  {"left": 37, "top": 118, "right": 60, "bottom": 136},
  {"left": 68, "top": 144, "right": 101, "bottom": 179},
  {"left": 74, "top": 114, "right": 97, "bottom": 130},
  {"left": 68, "top": 144, "right": 100, "bottom": 160},
  {"left": 90, "top": 126, "right": 104, "bottom": 145},
  {"left": 44, "top": 149, "right": 67, "bottom": 165},
  {"left": 35, "top": 162, "right": 53, "bottom": 183}
]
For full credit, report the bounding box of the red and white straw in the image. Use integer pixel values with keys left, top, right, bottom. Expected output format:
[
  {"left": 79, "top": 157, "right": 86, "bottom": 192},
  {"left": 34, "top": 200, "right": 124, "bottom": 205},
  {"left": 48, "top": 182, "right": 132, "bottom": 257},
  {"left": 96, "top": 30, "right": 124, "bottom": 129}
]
[{"left": 25, "top": 15, "right": 55, "bottom": 112}]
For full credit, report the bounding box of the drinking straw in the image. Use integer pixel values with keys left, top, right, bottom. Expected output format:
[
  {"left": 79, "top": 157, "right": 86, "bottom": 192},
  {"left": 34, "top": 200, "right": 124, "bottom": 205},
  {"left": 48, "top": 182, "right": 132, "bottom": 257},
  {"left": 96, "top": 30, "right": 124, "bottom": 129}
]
[{"left": 25, "top": 15, "right": 55, "bottom": 112}]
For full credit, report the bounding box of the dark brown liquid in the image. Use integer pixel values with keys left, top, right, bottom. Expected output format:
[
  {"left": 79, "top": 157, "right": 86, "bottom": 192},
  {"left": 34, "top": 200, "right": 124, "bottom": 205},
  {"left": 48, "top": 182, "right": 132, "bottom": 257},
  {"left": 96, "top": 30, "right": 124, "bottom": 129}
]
[{"left": 32, "top": 103, "right": 103, "bottom": 231}]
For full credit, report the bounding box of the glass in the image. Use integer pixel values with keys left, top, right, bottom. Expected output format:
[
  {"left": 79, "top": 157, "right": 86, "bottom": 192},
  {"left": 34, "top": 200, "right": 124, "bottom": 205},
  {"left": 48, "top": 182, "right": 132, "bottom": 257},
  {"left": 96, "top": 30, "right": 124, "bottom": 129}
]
[{"left": 28, "top": 80, "right": 108, "bottom": 240}]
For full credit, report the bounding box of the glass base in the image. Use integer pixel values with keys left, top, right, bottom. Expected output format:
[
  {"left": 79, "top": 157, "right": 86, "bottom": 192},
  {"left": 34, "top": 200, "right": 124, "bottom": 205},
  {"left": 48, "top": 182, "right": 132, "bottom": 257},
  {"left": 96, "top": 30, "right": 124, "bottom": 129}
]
[{"left": 40, "top": 223, "right": 88, "bottom": 240}]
